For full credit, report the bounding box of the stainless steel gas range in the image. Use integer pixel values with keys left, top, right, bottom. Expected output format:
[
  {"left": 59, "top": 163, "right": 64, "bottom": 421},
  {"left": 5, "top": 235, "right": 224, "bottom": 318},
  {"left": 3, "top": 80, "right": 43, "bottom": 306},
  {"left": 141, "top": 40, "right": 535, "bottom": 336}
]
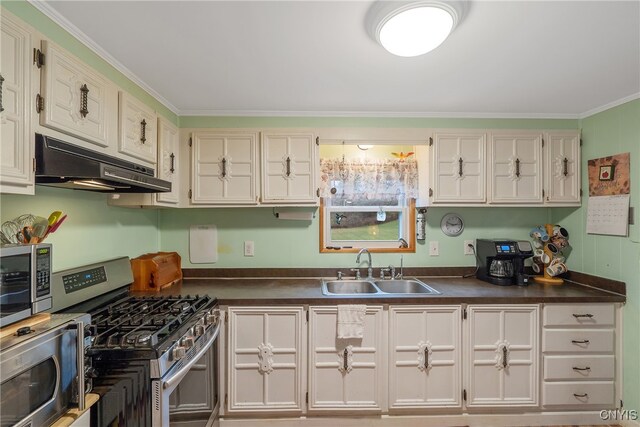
[{"left": 51, "top": 257, "right": 220, "bottom": 427}]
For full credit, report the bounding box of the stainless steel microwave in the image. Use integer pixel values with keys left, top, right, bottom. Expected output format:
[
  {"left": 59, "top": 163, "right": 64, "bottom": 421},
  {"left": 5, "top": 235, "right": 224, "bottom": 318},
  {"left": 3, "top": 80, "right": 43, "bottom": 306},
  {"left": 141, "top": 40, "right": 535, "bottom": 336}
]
[
  {"left": 0, "top": 313, "right": 89, "bottom": 427},
  {"left": 0, "top": 243, "right": 52, "bottom": 327}
]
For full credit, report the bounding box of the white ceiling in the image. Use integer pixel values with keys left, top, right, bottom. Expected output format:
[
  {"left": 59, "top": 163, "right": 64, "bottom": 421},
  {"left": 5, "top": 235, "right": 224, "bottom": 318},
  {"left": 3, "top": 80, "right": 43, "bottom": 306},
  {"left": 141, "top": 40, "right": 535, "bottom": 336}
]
[{"left": 39, "top": 0, "right": 640, "bottom": 118}]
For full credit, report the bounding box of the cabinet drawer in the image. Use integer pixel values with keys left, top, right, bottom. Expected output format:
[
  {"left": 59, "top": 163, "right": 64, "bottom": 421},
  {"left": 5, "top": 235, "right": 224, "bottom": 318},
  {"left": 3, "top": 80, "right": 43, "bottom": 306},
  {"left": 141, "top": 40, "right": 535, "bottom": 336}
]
[
  {"left": 543, "top": 304, "right": 614, "bottom": 327},
  {"left": 543, "top": 329, "right": 614, "bottom": 353},
  {"left": 544, "top": 355, "right": 614, "bottom": 380},
  {"left": 542, "top": 382, "right": 615, "bottom": 407}
]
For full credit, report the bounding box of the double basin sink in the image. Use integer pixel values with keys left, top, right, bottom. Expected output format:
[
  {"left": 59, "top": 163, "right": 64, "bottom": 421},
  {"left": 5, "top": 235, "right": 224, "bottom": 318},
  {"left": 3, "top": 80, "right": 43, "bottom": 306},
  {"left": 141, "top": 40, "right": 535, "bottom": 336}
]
[{"left": 322, "top": 278, "right": 440, "bottom": 296}]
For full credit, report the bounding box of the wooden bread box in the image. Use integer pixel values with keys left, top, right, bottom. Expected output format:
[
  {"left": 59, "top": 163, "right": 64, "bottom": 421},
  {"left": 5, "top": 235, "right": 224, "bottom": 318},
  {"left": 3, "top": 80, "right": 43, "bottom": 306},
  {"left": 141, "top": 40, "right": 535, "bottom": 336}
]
[{"left": 130, "top": 252, "right": 182, "bottom": 291}]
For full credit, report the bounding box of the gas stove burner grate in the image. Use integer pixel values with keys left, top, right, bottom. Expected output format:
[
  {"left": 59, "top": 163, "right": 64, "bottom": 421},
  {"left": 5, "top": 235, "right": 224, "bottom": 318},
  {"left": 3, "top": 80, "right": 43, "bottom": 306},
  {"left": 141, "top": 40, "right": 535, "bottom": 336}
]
[{"left": 89, "top": 295, "right": 211, "bottom": 350}]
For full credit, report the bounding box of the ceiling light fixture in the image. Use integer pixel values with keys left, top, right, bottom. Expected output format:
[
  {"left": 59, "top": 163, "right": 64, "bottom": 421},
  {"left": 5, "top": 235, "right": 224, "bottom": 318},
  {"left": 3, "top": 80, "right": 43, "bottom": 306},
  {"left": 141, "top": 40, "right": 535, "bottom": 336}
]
[{"left": 368, "top": 1, "right": 466, "bottom": 57}]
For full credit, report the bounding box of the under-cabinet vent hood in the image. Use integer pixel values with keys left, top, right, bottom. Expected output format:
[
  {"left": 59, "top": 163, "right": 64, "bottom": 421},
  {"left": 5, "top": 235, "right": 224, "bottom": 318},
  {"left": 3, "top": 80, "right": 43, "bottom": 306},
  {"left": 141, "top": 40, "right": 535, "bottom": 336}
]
[{"left": 35, "top": 134, "right": 171, "bottom": 193}]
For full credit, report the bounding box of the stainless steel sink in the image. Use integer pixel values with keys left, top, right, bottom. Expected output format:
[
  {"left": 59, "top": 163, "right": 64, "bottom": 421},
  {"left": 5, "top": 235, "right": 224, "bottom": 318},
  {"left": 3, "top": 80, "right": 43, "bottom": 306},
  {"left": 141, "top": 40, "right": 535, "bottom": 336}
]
[
  {"left": 374, "top": 279, "right": 440, "bottom": 295},
  {"left": 321, "top": 278, "right": 440, "bottom": 296},
  {"left": 323, "top": 280, "right": 379, "bottom": 294}
]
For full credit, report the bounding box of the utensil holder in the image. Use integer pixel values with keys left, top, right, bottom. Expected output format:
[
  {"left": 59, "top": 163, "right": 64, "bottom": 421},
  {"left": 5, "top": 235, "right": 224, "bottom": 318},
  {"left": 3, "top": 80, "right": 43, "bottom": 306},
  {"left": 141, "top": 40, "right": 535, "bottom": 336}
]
[{"left": 533, "top": 223, "right": 564, "bottom": 285}]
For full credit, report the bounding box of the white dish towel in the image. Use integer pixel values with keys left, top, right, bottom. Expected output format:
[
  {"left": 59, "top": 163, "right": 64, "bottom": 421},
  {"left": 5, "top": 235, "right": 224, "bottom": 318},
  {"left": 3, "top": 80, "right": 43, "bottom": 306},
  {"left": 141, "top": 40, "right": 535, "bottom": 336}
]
[{"left": 337, "top": 305, "right": 367, "bottom": 339}]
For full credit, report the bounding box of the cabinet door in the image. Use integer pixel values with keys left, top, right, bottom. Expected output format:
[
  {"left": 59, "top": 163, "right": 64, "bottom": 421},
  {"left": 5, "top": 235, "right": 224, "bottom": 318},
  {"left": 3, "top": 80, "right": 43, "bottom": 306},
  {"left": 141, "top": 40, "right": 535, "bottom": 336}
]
[
  {"left": 156, "top": 117, "right": 179, "bottom": 204},
  {"left": 389, "top": 306, "right": 461, "bottom": 409},
  {"left": 466, "top": 305, "right": 539, "bottom": 408},
  {"left": 489, "top": 133, "right": 543, "bottom": 203},
  {"left": 308, "top": 305, "right": 384, "bottom": 412},
  {"left": 118, "top": 91, "right": 157, "bottom": 163},
  {"left": 431, "top": 132, "right": 486, "bottom": 203},
  {"left": 227, "top": 307, "right": 303, "bottom": 413},
  {"left": 261, "top": 132, "right": 317, "bottom": 204},
  {"left": 191, "top": 131, "right": 257, "bottom": 204},
  {"left": 544, "top": 131, "right": 580, "bottom": 204},
  {"left": 40, "top": 40, "right": 113, "bottom": 147},
  {"left": 0, "top": 14, "right": 33, "bottom": 192},
  {"left": 169, "top": 345, "right": 215, "bottom": 415}
]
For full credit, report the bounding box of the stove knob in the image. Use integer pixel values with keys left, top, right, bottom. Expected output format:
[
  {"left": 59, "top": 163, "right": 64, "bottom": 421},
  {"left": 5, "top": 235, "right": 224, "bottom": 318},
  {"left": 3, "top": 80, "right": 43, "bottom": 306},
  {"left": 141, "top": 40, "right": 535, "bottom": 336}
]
[
  {"left": 172, "top": 346, "right": 186, "bottom": 360},
  {"left": 205, "top": 310, "right": 220, "bottom": 326},
  {"left": 181, "top": 337, "right": 195, "bottom": 349},
  {"left": 194, "top": 324, "right": 206, "bottom": 337}
]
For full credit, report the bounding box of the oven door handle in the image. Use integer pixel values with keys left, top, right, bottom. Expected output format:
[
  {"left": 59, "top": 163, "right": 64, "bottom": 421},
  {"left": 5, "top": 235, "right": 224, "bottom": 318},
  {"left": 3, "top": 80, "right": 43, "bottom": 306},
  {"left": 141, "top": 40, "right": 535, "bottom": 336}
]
[
  {"left": 71, "top": 320, "right": 86, "bottom": 411},
  {"left": 163, "top": 322, "right": 220, "bottom": 390}
]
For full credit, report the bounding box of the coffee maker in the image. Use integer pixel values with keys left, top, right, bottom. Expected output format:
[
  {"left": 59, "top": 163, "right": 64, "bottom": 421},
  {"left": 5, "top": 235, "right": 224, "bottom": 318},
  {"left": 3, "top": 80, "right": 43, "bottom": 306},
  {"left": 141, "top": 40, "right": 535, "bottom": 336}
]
[{"left": 476, "top": 239, "right": 534, "bottom": 286}]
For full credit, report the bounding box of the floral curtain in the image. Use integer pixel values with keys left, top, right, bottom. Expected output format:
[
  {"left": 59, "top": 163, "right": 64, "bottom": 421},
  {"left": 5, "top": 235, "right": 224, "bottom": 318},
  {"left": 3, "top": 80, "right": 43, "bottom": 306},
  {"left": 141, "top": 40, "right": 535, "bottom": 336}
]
[{"left": 320, "top": 158, "right": 418, "bottom": 203}]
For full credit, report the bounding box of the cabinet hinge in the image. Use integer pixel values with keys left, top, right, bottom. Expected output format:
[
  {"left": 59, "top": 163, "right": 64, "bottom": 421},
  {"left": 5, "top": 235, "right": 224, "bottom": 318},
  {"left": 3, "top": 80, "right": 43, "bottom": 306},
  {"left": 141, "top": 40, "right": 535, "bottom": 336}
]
[
  {"left": 35, "top": 94, "right": 44, "bottom": 113},
  {"left": 429, "top": 188, "right": 433, "bottom": 197},
  {"left": 429, "top": 137, "right": 433, "bottom": 146},
  {"left": 580, "top": 138, "right": 583, "bottom": 147},
  {"left": 306, "top": 392, "right": 309, "bottom": 403},
  {"left": 541, "top": 138, "right": 544, "bottom": 148},
  {"left": 463, "top": 309, "right": 467, "bottom": 320},
  {"left": 33, "top": 48, "right": 45, "bottom": 68},
  {"left": 316, "top": 188, "right": 320, "bottom": 198},
  {"left": 580, "top": 188, "right": 583, "bottom": 197},
  {"left": 32, "top": 158, "right": 36, "bottom": 172},
  {"left": 315, "top": 136, "right": 320, "bottom": 146},
  {"left": 225, "top": 393, "right": 228, "bottom": 408},
  {"left": 188, "top": 189, "right": 192, "bottom": 199},
  {"left": 542, "top": 189, "right": 545, "bottom": 198},
  {"left": 188, "top": 137, "right": 192, "bottom": 147},
  {"left": 620, "top": 399, "right": 624, "bottom": 408},
  {"left": 463, "top": 389, "right": 467, "bottom": 401},
  {"left": 306, "top": 310, "right": 309, "bottom": 322}
]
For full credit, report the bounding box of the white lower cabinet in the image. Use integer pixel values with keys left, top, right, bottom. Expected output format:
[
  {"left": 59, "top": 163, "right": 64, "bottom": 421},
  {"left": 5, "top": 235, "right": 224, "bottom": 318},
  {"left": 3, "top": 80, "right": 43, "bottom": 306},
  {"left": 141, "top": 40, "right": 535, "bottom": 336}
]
[
  {"left": 542, "top": 303, "right": 617, "bottom": 409},
  {"left": 308, "top": 305, "right": 384, "bottom": 412},
  {"left": 465, "top": 304, "right": 539, "bottom": 408},
  {"left": 388, "top": 305, "right": 461, "bottom": 410},
  {"left": 227, "top": 307, "right": 304, "bottom": 414}
]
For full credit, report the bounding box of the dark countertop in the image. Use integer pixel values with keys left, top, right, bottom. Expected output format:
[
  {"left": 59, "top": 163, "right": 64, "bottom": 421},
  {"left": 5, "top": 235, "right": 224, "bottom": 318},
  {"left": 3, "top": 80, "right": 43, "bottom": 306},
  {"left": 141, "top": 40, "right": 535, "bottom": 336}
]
[{"left": 146, "top": 276, "right": 625, "bottom": 305}]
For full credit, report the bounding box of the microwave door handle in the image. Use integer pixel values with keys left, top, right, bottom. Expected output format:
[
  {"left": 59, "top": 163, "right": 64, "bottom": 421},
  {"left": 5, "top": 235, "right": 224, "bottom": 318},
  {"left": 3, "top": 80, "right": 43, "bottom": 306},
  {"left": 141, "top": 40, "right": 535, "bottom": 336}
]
[
  {"left": 72, "top": 320, "right": 85, "bottom": 411},
  {"left": 163, "top": 322, "right": 220, "bottom": 392}
]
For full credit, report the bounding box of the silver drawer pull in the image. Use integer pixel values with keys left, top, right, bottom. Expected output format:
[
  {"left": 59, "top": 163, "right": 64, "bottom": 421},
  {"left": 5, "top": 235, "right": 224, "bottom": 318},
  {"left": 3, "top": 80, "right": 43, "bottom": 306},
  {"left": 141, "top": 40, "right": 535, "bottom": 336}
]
[
  {"left": 572, "top": 313, "right": 594, "bottom": 319},
  {"left": 572, "top": 366, "right": 591, "bottom": 371},
  {"left": 573, "top": 393, "right": 588, "bottom": 398},
  {"left": 571, "top": 339, "right": 590, "bottom": 344}
]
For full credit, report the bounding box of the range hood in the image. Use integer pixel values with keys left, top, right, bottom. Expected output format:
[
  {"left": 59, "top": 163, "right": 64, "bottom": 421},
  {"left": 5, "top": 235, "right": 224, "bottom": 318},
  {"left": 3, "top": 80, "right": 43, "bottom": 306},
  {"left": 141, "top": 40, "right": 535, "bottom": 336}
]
[{"left": 35, "top": 134, "right": 172, "bottom": 193}]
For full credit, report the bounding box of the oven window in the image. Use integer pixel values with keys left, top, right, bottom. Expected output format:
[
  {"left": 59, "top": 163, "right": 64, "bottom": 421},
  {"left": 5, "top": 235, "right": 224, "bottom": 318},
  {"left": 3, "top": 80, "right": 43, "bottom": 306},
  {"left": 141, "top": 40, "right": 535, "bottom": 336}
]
[
  {"left": 0, "top": 358, "right": 57, "bottom": 427},
  {"left": 0, "top": 253, "right": 31, "bottom": 317}
]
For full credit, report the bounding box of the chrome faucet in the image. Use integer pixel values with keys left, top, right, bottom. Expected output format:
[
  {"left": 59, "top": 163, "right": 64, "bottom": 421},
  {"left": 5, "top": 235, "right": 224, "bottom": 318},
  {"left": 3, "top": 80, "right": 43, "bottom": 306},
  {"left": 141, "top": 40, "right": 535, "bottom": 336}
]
[{"left": 356, "top": 248, "right": 373, "bottom": 278}]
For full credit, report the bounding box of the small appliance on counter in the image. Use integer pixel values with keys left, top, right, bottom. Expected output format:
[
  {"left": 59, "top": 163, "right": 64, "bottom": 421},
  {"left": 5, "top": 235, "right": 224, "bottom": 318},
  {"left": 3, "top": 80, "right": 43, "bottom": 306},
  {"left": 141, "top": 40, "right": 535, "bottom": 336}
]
[{"left": 475, "top": 239, "right": 533, "bottom": 286}]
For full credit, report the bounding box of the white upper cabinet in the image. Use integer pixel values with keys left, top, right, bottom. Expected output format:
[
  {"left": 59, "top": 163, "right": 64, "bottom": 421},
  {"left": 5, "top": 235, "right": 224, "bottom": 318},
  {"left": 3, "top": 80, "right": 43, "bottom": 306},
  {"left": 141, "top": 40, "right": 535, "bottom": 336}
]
[
  {"left": 544, "top": 131, "right": 581, "bottom": 204},
  {"left": 465, "top": 305, "right": 539, "bottom": 408},
  {"left": 191, "top": 131, "right": 258, "bottom": 204},
  {"left": 261, "top": 132, "right": 318, "bottom": 204},
  {"left": 389, "top": 306, "right": 462, "bottom": 410},
  {"left": 489, "top": 132, "right": 543, "bottom": 204},
  {"left": 0, "top": 13, "right": 34, "bottom": 193},
  {"left": 227, "top": 307, "right": 304, "bottom": 414},
  {"left": 430, "top": 131, "right": 486, "bottom": 203},
  {"left": 38, "top": 40, "right": 115, "bottom": 148},
  {"left": 156, "top": 117, "right": 179, "bottom": 204},
  {"left": 118, "top": 91, "right": 157, "bottom": 164},
  {"left": 308, "top": 305, "right": 384, "bottom": 412}
]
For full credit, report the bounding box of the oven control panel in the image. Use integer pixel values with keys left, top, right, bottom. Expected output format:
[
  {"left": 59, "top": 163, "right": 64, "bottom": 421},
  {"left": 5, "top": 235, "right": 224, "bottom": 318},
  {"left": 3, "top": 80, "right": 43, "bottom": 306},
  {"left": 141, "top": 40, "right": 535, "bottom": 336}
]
[{"left": 63, "top": 267, "right": 107, "bottom": 293}]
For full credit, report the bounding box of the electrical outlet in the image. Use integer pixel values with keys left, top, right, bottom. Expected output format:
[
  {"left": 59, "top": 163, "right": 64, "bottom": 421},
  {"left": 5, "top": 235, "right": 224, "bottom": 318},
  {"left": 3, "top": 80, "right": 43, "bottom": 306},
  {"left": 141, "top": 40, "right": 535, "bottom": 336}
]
[
  {"left": 464, "top": 240, "right": 475, "bottom": 255},
  {"left": 429, "top": 241, "right": 439, "bottom": 256},
  {"left": 244, "top": 241, "right": 255, "bottom": 257}
]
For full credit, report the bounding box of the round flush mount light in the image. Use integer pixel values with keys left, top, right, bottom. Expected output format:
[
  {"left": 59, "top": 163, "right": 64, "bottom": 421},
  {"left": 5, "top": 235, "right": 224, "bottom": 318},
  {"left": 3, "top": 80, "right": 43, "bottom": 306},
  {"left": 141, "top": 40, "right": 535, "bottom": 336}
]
[{"left": 368, "top": 1, "right": 466, "bottom": 57}]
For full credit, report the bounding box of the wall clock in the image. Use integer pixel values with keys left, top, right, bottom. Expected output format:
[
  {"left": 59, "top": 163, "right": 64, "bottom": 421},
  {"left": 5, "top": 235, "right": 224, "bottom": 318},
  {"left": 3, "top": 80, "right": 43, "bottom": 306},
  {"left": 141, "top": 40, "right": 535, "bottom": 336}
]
[{"left": 441, "top": 213, "right": 464, "bottom": 237}]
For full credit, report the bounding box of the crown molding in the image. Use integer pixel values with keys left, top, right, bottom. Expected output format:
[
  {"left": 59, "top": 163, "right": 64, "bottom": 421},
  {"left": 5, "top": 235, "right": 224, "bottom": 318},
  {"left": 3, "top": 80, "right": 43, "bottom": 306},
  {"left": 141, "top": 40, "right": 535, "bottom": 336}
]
[
  {"left": 579, "top": 92, "right": 640, "bottom": 119},
  {"left": 27, "top": 0, "right": 179, "bottom": 115},
  {"left": 177, "top": 109, "right": 581, "bottom": 119}
]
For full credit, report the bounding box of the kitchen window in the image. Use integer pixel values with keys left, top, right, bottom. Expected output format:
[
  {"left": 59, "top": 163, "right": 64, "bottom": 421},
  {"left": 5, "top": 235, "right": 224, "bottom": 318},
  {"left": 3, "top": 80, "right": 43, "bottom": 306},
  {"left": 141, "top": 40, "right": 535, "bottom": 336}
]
[{"left": 319, "top": 143, "right": 419, "bottom": 253}]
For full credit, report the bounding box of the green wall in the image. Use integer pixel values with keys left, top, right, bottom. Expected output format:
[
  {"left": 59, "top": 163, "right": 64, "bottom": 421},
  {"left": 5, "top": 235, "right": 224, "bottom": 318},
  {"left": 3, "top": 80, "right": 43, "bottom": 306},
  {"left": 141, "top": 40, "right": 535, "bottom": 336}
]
[
  {"left": 553, "top": 98, "right": 640, "bottom": 412},
  {"left": 0, "top": 187, "right": 159, "bottom": 271}
]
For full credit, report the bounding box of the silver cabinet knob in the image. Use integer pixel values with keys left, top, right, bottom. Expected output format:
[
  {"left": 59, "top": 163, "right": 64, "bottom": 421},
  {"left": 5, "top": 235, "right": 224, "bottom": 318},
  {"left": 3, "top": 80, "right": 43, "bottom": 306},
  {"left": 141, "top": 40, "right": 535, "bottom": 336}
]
[{"left": 172, "top": 346, "right": 186, "bottom": 360}]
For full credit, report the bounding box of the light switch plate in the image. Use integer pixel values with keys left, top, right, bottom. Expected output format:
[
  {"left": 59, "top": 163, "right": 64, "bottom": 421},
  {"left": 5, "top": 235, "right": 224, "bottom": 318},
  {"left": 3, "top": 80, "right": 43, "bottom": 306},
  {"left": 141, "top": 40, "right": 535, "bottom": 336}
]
[
  {"left": 244, "top": 241, "right": 255, "bottom": 257},
  {"left": 429, "top": 241, "right": 439, "bottom": 256},
  {"left": 464, "top": 240, "right": 475, "bottom": 255}
]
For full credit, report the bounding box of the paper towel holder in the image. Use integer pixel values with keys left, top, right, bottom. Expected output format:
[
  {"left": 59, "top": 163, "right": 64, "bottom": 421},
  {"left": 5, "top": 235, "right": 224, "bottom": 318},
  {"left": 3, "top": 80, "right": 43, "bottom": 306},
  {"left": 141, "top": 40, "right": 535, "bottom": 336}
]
[{"left": 273, "top": 207, "right": 316, "bottom": 220}]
